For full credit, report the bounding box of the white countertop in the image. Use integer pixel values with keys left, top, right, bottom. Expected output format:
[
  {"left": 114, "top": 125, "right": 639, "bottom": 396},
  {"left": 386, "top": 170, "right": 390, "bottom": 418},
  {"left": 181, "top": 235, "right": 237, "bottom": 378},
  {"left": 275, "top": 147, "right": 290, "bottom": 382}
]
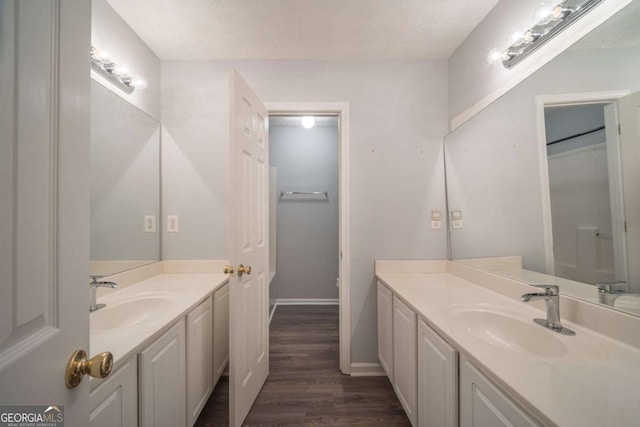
[
  {"left": 90, "top": 273, "right": 228, "bottom": 365},
  {"left": 376, "top": 270, "right": 640, "bottom": 427}
]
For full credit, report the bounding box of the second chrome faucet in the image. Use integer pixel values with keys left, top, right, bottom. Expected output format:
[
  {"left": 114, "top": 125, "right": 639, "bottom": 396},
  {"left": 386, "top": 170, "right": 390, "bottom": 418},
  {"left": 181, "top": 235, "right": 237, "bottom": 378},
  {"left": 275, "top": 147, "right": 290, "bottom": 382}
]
[{"left": 521, "top": 285, "right": 575, "bottom": 336}]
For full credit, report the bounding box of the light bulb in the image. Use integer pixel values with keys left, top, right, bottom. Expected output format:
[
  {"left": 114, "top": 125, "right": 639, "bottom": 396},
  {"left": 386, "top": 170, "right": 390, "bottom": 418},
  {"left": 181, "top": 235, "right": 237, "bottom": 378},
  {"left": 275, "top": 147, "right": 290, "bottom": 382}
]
[
  {"left": 301, "top": 116, "right": 315, "bottom": 129},
  {"left": 487, "top": 48, "right": 504, "bottom": 65},
  {"left": 113, "top": 65, "right": 129, "bottom": 77},
  {"left": 96, "top": 49, "right": 112, "bottom": 63},
  {"left": 550, "top": 5, "right": 573, "bottom": 20},
  {"left": 132, "top": 76, "right": 148, "bottom": 90},
  {"left": 532, "top": 1, "right": 559, "bottom": 26},
  {"left": 509, "top": 30, "right": 525, "bottom": 46}
]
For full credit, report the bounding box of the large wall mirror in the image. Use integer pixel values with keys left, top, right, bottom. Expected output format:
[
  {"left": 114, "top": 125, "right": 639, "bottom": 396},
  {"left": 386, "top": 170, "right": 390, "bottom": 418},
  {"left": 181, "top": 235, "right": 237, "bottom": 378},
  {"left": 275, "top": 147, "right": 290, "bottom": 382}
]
[
  {"left": 90, "top": 80, "right": 161, "bottom": 276},
  {"left": 445, "top": 0, "right": 640, "bottom": 316}
]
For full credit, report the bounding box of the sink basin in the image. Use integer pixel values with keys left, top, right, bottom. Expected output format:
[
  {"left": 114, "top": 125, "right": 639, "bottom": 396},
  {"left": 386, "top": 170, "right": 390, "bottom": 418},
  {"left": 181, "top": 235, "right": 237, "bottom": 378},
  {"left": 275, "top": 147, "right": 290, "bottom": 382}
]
[
  {"left": 91, "top": 296, "right": 175, "bottom": 330},
  {"left": 455, "top": 309, "right": 569, "bottom": 358}
]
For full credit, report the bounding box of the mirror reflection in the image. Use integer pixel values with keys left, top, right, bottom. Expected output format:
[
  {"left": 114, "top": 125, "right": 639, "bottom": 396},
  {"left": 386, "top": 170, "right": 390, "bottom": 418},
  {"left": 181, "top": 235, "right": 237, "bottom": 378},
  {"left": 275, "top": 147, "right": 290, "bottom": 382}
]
[
  {"left": 445, "top": 0, "right": 640, "bottom": 316},
  {"left": 90, "top": 80, "right": 161, "bottom": 276}
]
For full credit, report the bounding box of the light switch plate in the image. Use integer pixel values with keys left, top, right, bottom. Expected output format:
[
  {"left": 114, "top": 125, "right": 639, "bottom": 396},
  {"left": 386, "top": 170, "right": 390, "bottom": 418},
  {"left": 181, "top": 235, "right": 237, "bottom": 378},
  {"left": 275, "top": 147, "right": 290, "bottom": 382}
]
[
  {"left": 431, "top": 220, "right": 442, "bottom": 230},
  {"left": 144, "top": 215, "right": 156, "bottom": 233},
  {"left": 167, "top": 215, "right": 179, "bottom": 233},
  {"left": 452, "top": 219, "right": 464, "bottom": 229}
]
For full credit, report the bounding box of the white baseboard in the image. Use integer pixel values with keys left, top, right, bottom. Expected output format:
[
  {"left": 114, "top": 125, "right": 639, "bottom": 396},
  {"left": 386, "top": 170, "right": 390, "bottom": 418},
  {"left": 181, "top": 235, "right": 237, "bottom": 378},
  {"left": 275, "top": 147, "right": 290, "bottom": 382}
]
[
  {"left": 349, "top": 362, "right": 386, "bottom": 377},
  {"left": 275, "top": 298, "right": 339, "bottom": 305}
]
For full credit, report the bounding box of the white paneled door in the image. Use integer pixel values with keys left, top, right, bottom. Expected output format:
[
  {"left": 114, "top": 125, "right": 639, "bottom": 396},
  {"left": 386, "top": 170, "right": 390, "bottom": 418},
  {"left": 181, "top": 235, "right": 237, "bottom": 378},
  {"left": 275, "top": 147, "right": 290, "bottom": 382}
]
[
  {"left": 618, "top": 90, "right": 640, "bottom": 294},
  {"left": 228, "top": 69, "right": 270, "bottom": 427},
  {"left": 0, "top": 0, "right": 91, "bottom": 425}
]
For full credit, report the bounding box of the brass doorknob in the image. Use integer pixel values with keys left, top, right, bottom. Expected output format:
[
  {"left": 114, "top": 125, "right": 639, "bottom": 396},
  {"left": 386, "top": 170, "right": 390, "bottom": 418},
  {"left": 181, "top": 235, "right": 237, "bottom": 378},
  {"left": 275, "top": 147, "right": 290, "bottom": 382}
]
[
  {"left": 65, "top": 349, "right": 113, "bottom": 389},
  {"left": 237, "top": 264, "right": 252, "bottom": 276},
  {"left": 223, "top": 265, "right": 234, "bottom": 275}
]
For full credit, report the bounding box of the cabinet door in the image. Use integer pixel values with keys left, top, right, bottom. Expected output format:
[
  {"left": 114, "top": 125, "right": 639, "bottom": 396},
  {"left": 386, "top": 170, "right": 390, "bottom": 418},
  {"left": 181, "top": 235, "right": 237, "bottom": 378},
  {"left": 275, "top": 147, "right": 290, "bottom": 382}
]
[
  {"left": 460, "top": 357, "right": 541, "bottom": 427},
  {"left": 418, "top": 319, "right": 458, "bottom": 427},
  {"left": 90, "top": 356, "right": 138, "bottom": 427},
  {"left": 377, "top": 282, "right": 394, "bottom": 381},
  {"left": 393, "top": 296, "right": 417, "bottom": 426},
  {"left": 140, "top": 319, "right": 186, "bottom": 427},
  {"left": 187, "top": 298, "right": 214, "bottom": 426},
  {"left": 213, "top": 283, "right": 229, "bottom": 384}
]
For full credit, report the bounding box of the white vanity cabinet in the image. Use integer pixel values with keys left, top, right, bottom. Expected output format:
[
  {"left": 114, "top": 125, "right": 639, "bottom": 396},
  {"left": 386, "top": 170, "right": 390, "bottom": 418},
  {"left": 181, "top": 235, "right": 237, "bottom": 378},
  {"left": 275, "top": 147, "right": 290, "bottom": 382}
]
[
  {"left": 139, "top": 319, "right": 187, "bottom": 427},
  {"left": 89, "top": 356, "right": 138, "bottom": 427},
  {"left": 460, "top": 356, "right": 541, "bottom": 427},
  {"left": 393, "top": 295, "right": 418, "bottom": 426},
  {"left": 377, "top": 281, "right": 394, "bottom": 380},
  {"left": 418, "top": 319, "right": 458, "bottom": 427},
  {"left": 187, "top": 298, "right": 214, "bottom": 426},
  {"left": 213, "top": 283, "right": 229, "bottom": 383}
]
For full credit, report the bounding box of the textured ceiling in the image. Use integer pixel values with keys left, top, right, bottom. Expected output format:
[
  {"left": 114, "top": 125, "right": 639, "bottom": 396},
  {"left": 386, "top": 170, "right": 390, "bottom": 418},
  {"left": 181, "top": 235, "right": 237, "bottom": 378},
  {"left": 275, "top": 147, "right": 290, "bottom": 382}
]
[{"left": 105, "top": 0, "right": 500, "bottom": 60}]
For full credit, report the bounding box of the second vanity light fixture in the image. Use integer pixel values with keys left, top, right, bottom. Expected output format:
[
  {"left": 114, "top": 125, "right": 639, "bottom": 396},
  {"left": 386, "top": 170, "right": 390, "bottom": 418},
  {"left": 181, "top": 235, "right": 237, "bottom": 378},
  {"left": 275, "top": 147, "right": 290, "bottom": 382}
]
[
  {"left": 91, "top": 46, "right": 147, "bottom": 94},
  {"left": 487, "top": 0, "right": 605, "bottom": 69}
]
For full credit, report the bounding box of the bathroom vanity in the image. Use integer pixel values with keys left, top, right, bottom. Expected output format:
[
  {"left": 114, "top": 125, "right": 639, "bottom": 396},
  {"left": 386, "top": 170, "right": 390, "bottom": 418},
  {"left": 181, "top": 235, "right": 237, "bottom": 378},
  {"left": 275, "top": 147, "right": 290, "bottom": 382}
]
[
  {"left": 88, "top": 266, "right": 229, "bottom": 427},
  {"left": 376, "top": 260, "right": 640, "bottom": 427}
]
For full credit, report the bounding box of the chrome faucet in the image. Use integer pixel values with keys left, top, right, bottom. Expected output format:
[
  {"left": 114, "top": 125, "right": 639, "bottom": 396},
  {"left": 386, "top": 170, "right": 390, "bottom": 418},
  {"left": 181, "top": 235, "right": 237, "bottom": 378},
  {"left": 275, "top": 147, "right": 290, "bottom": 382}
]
[
  {"left": 90, "top": 276, "right": 118, "bottom": 312},
  {"left": 596, "top": 281, "right": 627, "bottom": 307},
  {"left": 521, "top": 285, "right": 575, "bottom": 336}
]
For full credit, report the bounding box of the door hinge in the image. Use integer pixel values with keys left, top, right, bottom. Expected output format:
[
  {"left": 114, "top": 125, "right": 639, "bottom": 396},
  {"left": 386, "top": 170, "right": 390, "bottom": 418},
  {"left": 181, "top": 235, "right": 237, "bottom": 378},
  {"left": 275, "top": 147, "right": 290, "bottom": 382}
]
[
  {"left": 625, "top": 221, "right": 627, "bottom": 233},
  {"left": 618, "top": 123, "right": 621, "bottom": 135}
]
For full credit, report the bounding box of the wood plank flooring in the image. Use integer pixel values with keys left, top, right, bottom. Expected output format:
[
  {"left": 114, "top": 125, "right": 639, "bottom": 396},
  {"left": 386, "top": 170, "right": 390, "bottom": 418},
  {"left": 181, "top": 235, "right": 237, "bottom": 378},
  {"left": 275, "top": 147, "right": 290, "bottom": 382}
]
[{"left": 195, "top": 305, "right": 411, "bottom": 426}]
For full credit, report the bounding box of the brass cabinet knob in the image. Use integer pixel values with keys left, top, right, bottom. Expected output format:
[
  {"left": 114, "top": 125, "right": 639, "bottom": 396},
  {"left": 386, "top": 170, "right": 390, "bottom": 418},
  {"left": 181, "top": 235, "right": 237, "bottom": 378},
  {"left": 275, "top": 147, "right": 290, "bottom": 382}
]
[
  {"left": 223, "top": 265, "right": 234, "bottom": 275},
  {"left": 237, "top": 264, "right": 252, "bottom": 277},
  {"left": 65, "top": 349, "right": 113, "bottom": 389}
]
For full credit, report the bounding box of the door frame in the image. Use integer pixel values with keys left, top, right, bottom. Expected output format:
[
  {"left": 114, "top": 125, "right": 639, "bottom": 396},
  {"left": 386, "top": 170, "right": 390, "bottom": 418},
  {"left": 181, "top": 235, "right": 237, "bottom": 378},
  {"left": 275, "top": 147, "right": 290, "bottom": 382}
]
[
  {"left": 535, "top": 90, "right": 630, "bottom": 276},
  {"left": 265, "top": 102, "right": 351, "bottom": 375}
]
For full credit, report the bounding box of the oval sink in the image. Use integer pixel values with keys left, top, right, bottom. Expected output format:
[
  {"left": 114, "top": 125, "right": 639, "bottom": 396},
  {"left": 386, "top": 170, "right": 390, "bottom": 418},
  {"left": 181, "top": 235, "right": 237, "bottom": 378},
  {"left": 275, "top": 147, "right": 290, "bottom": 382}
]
[
  {"left": 455, "top": 309, "right": 569, "bottom": 358},
  {"left": 91, "top": 296, "right": 175, "bottom": 330}
]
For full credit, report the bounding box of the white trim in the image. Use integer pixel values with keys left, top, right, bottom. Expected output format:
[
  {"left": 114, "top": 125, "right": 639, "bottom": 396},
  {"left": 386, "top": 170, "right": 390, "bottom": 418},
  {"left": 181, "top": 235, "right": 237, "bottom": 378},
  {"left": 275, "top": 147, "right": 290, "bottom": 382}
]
[
  {"left": 274, "top": 298, "right": 339, "bottom": 305},
  {"left": 265, "top": 101, "right": 351, "bottom": 375},
  {"left": 269, "top": 303, "right": 277, "bottom": 324},
  {"left": 349, "top": 362, "right": 386, "bottom": 377},
  {"left": 535, "top": 91, "right": 631, "bottom": 276},
  {"left": 451, "top": 0, "right": 633, "bottom": 131}
]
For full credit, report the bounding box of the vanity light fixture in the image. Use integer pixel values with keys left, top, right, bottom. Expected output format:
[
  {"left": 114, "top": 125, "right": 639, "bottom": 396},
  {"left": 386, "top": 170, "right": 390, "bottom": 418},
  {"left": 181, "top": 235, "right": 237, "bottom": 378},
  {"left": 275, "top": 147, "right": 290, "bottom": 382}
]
[
  {"left": 487, "top": 0, "right": 605, "bottom": 69},
  {"left": 301, "top": 116, "right": 315, "bottom": 129},
  {"left": 91, "top": 46, "right": 147, "bottom": 94}
]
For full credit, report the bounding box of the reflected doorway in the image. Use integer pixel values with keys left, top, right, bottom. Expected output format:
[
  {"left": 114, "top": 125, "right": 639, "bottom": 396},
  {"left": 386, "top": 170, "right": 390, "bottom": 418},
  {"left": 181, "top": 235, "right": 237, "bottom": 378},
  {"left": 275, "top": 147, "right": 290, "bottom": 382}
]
[{"left": 543, "top": 101, "right": 628, "bottom": 287}]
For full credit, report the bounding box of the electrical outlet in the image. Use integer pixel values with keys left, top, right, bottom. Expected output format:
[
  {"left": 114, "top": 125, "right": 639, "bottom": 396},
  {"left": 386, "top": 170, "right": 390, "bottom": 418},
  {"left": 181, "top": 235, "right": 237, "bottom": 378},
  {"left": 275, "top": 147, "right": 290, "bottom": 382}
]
[
  {"left": 167, "top": 215, "right": 179, "bottom": 233},
  {"left": 144, "top": 215, "right": 156, "bottom": 233},
  {"left": 430, "top": 210, "right": 442, "bottom": 230},
  {"left": 451, "top": 210, "right": 463, "bottom": 229}
]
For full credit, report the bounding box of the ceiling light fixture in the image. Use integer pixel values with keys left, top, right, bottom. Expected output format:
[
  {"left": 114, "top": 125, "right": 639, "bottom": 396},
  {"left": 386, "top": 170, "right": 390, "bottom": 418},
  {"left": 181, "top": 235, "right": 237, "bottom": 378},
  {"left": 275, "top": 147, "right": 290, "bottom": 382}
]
[
  {"left": 487, "top": 0, "right": 604, "bottom": 69},
  {"left": 301, "top": 116, "right": 315, "bottom": 129},
  {"left": 91, "top": 46, "right": 147, "bottom": 94}
]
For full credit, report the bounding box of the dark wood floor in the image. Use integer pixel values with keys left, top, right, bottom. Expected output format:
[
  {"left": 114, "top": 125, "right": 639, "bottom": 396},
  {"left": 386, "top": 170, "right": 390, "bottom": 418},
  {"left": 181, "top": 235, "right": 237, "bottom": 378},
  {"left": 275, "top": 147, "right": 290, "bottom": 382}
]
[{"left": 195, "top": 305, "right": 411, "bottom": 426}]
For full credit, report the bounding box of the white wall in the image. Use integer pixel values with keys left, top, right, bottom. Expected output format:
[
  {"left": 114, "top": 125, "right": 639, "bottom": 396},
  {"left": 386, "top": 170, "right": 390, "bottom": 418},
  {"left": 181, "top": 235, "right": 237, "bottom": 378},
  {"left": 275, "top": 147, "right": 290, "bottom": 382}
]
[
  {"left": 90, "top": 81, "right": 160, "bottom": 265},
  {"left": 270, "top": 123, "right": 339, "bottom": 300},
  {"left": 91, "top": 0, "right": 161, "bottom": 120},
  {"left": 161, "top": 59, "right": 449, "bottom": 363},
  {"left": 448, "top": 0, "right": 633, "bottom": 127},
  {"left": 445, "top": 44, "right": 640, "bottom": 273}
]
